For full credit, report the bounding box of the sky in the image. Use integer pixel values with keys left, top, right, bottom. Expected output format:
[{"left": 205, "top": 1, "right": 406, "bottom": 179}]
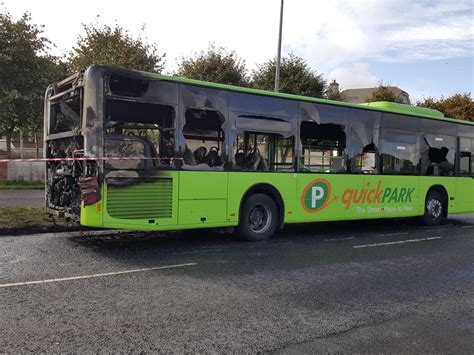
[{"left": 3, "top": 0, "right": 473, "bottom": 102}]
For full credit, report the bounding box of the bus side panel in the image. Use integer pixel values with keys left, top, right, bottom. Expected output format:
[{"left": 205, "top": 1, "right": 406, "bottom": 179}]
[
  {"left": 361, "top": 176, "right": 421, "bottom": 218},
  {"left": 293, "top": 175, "right": 421, "bottom": 222},
  {"left": 178, "top": 171, "right": 229, "bottom": 225},
  {"left": 294, "top": 174, "right": 359, "bottom": 222},
  {"left": 227, "top": 172, "right": 297, "bottom": 225},
  {"left": 418, "top": 177, "right": 456, "bottom": 214},
  {"left": 101, "top": 170, "right": 179, "bottom": 229},
  {"left": 454, "top": 177, "right": 474, "bottom": 213}
]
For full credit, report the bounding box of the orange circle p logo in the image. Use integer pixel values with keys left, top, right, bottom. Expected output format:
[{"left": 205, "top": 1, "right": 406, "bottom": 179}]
[{"left": 301, "top": 178, "right": 331, "bottom": 213}]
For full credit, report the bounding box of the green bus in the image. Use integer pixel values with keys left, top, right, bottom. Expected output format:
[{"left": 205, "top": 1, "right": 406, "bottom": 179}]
[{"left": 44, "top": 65, "right": 474, "bottom": 241}]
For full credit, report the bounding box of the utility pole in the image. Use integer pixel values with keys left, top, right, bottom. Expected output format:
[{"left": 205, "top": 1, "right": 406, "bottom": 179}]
[{"left": 274, "top": 0, "right": 284, "bottom": 92}]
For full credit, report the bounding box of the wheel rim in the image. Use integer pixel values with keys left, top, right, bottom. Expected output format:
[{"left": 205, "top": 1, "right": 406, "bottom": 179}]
[
  {"left": 248, "top": 204, "right": 272, "bottom": 233},
  {"left": 427, "top": 198, "right": 442, "bottom": 219}
]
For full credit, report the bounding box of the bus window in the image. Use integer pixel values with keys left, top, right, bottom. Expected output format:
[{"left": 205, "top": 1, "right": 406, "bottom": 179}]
[
  {"left": 182, "top": 108, "right": 225, "bottom": 169},
  {"left": 104, "top": 98, "right": 175, "bottom": 169},
  {"left": 274, "top": 136, "right": 294, "bottom": 171},
  {"left": 50, "top": 95, "right": 81, "bottom": 134},
  {"left": 383, "top": 113, "right": 419, "bottom": 132},
  {"left": 300, "top": 121, "right": 347, "bottom": 173},
  {"left": 232, "top": 132, "right": 294, "bottom": 172},
  {"left": 299, "top": 103, "right": 349, "bottom": 173},
  {"left": 420, "top": 134, "right": 456, "bottom": 176},
  {"left": 349, "top": 110, "right": 381, "bottom": 174},
  {"left": 381, "top": 131, "right": 418, "bottom": 175},
  {"left": 459, "top": 138, "right": 472, "bottom": 176},
  {"left": 230, "top": 92, "right": 297, "bottom": 118}
]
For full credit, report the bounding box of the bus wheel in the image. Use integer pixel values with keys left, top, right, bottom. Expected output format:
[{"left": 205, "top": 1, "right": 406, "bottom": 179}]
[
  {"left": 423, "top": 190, "right": 445, "bottom": 226},
  {"left": 237, "top": 194, "right": 278, "bottom": 241}
]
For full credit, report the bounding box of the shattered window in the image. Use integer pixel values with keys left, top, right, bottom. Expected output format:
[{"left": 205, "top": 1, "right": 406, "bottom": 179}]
[
  {"left": 420, "top": 133, "right": 456, "bottom": 176},
  {"left": 301, "top": 121, "right": 347, "bottom": 173},
  {"left": 349, "top": 110, "right": 381, "bottom": 174},
  {"left": 50, "top": 94, "right": 81, "bottom": 133},
  {"left": 182, "top": 108, "right": 225, "bottom": 169},
  {"left": 104, "top": 98, "right": 175, "bottom": 169},
  {"left": 299, "top": 103, "right": 349, "bottom": 173}
]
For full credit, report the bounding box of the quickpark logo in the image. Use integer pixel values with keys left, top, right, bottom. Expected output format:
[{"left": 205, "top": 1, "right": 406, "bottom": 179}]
[
  {"left": 301, "top": 178, "right": 332, "bottom": 213},
  {"left": 301, "top": 179, "right": 416, "bottom": 212}
]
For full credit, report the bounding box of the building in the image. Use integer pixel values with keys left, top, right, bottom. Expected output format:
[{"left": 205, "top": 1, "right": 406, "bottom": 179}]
[{"left": 341, "top": 86, "right": 411, "bottom": 104}]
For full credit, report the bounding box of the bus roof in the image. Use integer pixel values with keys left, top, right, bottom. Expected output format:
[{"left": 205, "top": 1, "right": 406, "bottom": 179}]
[{"left": 98, "top": 65, "right": 474, "bottom": 126}]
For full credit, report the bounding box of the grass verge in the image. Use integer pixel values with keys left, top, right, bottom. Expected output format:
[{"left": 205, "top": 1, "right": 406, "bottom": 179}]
[
  {"left": 0, "top": 207, "right": 83, "bottom": 235},
  {"left": 0, "top": 182, "right": 44, "bottom": 190}
]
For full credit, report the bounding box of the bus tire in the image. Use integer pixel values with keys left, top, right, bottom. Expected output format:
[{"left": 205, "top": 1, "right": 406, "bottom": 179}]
[
  {"left": 423, "top": 190, "right": 445, "bottom": 226},
  {"left": 237, "top": 194, "right": 278, "bottom": 241}
]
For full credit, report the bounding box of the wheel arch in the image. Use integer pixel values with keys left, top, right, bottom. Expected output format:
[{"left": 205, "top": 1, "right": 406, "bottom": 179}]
[
  {"left": 239, "top": 183, "right": 285, "bottom": 229},
  {"left": 426, "top": 184, "right": 449, "bottom": 217}
]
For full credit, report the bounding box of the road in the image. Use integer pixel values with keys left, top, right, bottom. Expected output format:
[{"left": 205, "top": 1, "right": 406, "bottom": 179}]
[
  {"left": 0, "top": 215, "right": 473, "bottom": 353},
  {"left": 0, "top": 189, "right": 44, "bottom": 207}
]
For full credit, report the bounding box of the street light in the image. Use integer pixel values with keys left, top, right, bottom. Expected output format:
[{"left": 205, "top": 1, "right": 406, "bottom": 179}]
[{"left": 274, "top": 0, "right": 284, "bottom": 92}]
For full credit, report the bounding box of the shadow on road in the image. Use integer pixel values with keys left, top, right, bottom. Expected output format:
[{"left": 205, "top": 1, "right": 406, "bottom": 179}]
[{"left": 66, "top": 216, "right": 471, "bottom": 265}]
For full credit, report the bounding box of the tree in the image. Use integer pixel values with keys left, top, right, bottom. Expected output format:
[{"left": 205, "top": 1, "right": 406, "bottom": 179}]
[
  {"left": 365, "top": 83, "right": 405, "bottom": 104},
  {"left": 176, "top": 44, "right": 248, "bottom": 86},
  {"left": 417, "top": 93, "right": 473, "bottom": 122},
  {"left": 68, "top": 22, "right": 165, "bottom": 73},
  {"left": 252, "top": 53, "right": 326, "bottom": 98},
  {"left": 0, "top": 10, "right": 65, "bottom": 155}
]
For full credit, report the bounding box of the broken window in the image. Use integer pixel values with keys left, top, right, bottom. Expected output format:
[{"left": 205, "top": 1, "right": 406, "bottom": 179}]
[
  {"left": 420, "top": 133, "right": 456, "bottom": 176},
  {"left": 104, "top": 98, "right": 175, "bottom": 170},
  {"left": 50, "top": 93, "right": 81, "bottom": 134},
  {"left": 299, "top": 103, "right": 349, "bottom": 173},
  {"left": 182, "top": 108, "right": 225, "bottom": 169},
  {"left": 349, "top": 110, "right": 381, "bottom": 174}
]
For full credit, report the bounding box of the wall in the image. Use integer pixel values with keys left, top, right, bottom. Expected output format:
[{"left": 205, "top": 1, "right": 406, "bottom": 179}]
[{"left": 6, "top": 162, "right": 45, "bottom": 182}]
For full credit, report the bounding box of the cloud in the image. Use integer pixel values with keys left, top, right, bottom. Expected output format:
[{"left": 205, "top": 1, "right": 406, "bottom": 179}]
[
  {"left": 3, "top": 0, "right": 472, "bottom": 76},
  {"left": 329, "top": 63, "right": 379, "bottom": 90},
  {"left": 283, "top": 0, "right": 473, "bottom": 71}
]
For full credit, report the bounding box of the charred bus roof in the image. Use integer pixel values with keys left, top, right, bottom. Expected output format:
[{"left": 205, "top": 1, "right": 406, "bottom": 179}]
[{"left": 78, "top": 65, "right": 473, "bottom": 127}]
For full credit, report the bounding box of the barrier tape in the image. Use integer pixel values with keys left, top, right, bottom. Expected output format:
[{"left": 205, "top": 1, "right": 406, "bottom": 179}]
[{"left": 0, "top": 157, "right": 183, "bottom": 163}]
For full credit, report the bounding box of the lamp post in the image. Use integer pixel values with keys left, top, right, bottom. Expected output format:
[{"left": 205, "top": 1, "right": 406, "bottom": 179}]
[{"left": 274, "top": 0, "right": 284, "bottom": 92}]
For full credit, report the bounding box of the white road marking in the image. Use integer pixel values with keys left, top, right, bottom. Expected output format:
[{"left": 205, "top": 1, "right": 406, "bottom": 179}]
[
  {"left": 353, "top": 237, "right": 441, "bottom": 249},
  {"left": 174, "top": 248, "right": 223, "bottom": 255},
  {"left": 423, "top": 227, "right": 451, "bottom": 232},
  {"left": 461, "top": 225, "right": 473, "bottom": 229},
  {"left": 323, "top": 237, "right": 355, "bottom": 242},
  {"left": 377, "top": 232, "right": 408, "bottom": 237},
  {"left": 0, "top": 263, "right": 197, "bottom": 289}
]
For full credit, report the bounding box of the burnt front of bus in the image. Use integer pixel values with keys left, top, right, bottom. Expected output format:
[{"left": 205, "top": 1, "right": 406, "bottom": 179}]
[{"left": 44, "top": 65, "right": 178, "bottom": 223}]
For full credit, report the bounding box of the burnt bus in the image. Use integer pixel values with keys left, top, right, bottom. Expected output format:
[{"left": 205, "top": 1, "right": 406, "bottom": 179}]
[
  {"left": 44, "top": 65, "right": 474, "bottom": 240},
  {"left": 44, "top": 65, "right": 179, "bottom": 222}
]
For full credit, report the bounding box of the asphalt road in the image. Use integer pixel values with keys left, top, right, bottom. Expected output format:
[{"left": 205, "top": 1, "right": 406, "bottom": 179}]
[
  {"left": 0, "top": 189, "right": 44, "bottom": 207},
  {"left": 0, "top": 215, "right": 473, "bottom": 353}
]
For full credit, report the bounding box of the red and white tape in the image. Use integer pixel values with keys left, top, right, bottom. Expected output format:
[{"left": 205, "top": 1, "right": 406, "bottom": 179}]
[{"left": 0, "top": 157, "right": 183, "bottom": 163}]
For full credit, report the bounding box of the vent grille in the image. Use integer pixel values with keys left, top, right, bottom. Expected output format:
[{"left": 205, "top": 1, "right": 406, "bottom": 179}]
[{"left": 107, "top": 178, "right": 173, "bottom": 220}]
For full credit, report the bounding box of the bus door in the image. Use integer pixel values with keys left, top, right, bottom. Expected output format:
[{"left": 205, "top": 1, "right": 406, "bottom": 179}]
[
  {"left": 456, "top": 138, "right": 474, "bottom": 213},
  {"left": 365, "top": 130, "right": 421, "bottom": 218}
]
